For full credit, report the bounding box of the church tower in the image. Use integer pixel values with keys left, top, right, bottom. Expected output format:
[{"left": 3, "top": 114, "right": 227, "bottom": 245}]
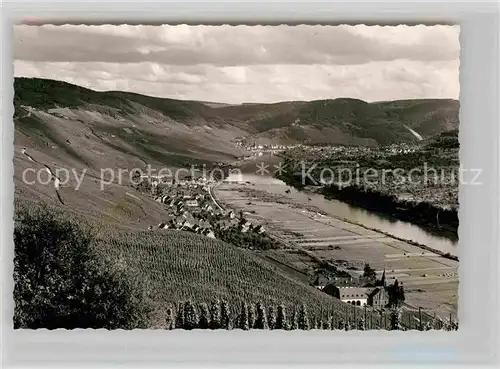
[{"left": 380, "top": 268, "right": 386, "bottom": 288}]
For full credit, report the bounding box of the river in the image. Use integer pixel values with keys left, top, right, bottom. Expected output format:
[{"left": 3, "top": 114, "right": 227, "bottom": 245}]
[{"left": 224, "top": 173, "right": 458, "bottom": 256}]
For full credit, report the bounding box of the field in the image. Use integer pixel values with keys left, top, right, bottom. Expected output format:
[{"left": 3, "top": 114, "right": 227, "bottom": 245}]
[{"left": 214, "top": 181, "right": 459, "bottom": 321}]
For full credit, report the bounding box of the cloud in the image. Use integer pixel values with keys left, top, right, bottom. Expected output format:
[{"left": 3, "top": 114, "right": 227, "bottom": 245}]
[
  {"left": 13, "top": 24, "right": 460, "bottom": 103},
  {"left": 14, "top": 60, "right": 459, "bottom": 104},
  {"left": 13, "top": 24, "right": 460, "bottom": 65}
]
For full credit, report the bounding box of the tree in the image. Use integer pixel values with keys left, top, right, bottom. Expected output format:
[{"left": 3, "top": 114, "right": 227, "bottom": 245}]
[
  {"left": 209, "top": 300, "right": 221, "bottom": 330},
  {"left": 379, "top": 269, "right": 386, "bottom": 287},
  {"left": 13, "top": 203, "right": 152, "bottom": 329},
  {"left": 175, "top": 302, "right": 185, "bottom": 329},
  {"left": 357, "top": 318, "right": 365, "bottom": 330},
  {"left": 267, "top": 306, "right": 277, "bottom": 330},
  {"left": 363, "top": 263, "right": 377, "bottom": 281},
  {"left": 254, "top": 302, "right": 268, "bottom": 329},
  {"left": 165, "top": 308, "right": 175, "bottom": 330},
  {"left": 237, "top": 303, "right": 249, "bottom": 330},
  {"left": 198, "top": 303, "right": 210, "bottom": 329},
  {"left": 322, "top": 319, "right": 331, "bottom": 330},
  {"left": 275, "top": 304, "right": 288, "bottom": 330},
  {"left": 399, "top": 282, "right": 406, "bottom": 305},
  {"left": 315, "top": 319, "right": 322, "bottom": 330},
  {"left": 290, "top": 309, "right": 298, "bottom": 330},
  {"left": 220, "top": 300, "right": 231, "bottom": 329},
  {"left": 297, "top": 304, "right": 310, "bottom": 330},
  {"left": 183, "top": 301, "right": 199, "bottom": 330},
  {"left": 390, "top": 307, "right": 403, "bottom": 330},
  {"left": 337, "top": 318, "right": 345, "bottom": 330},
  {"left": 329, "top": 316, "right": 336, "bottom": 330},
  {"left": 388, "top": 279, "right": 405, "bottom": 308},
  {"left": 247, "top": 303, "right": 256, "bottom": 329}
]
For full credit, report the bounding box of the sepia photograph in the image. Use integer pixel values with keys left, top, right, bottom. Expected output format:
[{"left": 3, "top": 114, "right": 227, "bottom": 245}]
[{"left": 12, "top": 24, "right": 460, "bottom": 331}]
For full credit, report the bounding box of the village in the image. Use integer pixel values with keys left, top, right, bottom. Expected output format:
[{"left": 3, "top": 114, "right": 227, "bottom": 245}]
[
  {"left": 142, "top": 176, "right": 268, "bottom": 247},
  {"left": 276, "top": 142, "right": 421, "bottom": 163}
]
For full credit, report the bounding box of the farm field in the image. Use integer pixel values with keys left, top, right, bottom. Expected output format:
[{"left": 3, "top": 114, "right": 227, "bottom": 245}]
[{"left": 214, "top": 181, "right": 459, "bottom": 319}]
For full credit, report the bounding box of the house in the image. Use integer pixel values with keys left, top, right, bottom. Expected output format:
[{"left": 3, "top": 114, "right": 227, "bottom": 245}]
[
  {"left": 228, "top": 210, "right": 236, "bottom": 219},
  {"left": 182, "top": 211, "right": 196, "bottom": 225},
  {"left": 322, "top": 285, "right": 371, "bottom": 306},
  {"left": 203, "top": 204, "right": 214, "bottom": 213},
  {"left": 367, "top": 287, "right": 390, "bottom": 309},
  {"left": 172, "top": 198, "right": 183, "bottom": 207},
  {"left": 180, "top": 221, "right": 193, "bottom": 231},
  {"left": 254, "top": 224, "right": 266, "bottom": 234},
  {"left": 158, "top": 222, "right": 170, "bottom": 230},
  {"left": 158, "top": 195, "right": 172, "bottom": 204},
  {"left": 174, "top": 216, "right": 187, "bottom": 227},
  {"left": 312, "top": 275, "right": 330, "bottom": 290},
  {"left": 186, "top": 200, "right": 199, "bottom": 208},
  {"left": 202, "top": 229, "right": 216, "bottom": 239},
  {"left": 330, "top": 276, "right": 356, "bottom": 286},
  {"left": 198, "top": 220, "right": 211, "bottom": 229},
  {"left": 239, "top": 220, "right": 253, "bottom": 233}
]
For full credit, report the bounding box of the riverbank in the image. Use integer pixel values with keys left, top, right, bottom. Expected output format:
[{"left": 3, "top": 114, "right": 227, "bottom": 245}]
[
  {"left": 278, "top": 172, "right": 458, "bottom": 242},
  {"left": 229, "top": 182, "right": 458, "bottom": 261},
  {"left": 322, "top": 184, "right": 458, "bottom": 238}
]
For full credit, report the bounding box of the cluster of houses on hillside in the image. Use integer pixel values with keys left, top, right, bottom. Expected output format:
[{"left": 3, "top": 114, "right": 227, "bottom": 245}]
[
  {"left": 293, "top": 142, "right": 419, "bottom": 161},
  {"left": 231, "top": 138, "right": 303, "bottom": 159},
  {"left": 146, "top": 176, "right": 267, "bottom": 241},
  {"left": 312, "top": 272, "right": 391, "bottom": 310},
  {"left": 381, "top": 142, "right": 419, "bottom": 155}
]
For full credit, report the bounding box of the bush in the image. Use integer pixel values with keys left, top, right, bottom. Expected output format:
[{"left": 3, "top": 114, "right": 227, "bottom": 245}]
[{"left": 13, "top": 202, "right": 153, "bottom": 329}]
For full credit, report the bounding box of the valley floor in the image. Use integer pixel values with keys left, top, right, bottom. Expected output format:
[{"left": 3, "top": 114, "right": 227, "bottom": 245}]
[{"left": 214, "top": 180, "right": 459, "bottom": 320}]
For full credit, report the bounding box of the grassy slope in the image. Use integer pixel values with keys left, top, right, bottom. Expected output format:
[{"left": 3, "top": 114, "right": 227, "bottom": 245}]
[
  {"left": 14, "top": 77, "right": 210, "bottom": 122},
  {"left": 14, "top": 77, "right": 459, "bottom": 146}
]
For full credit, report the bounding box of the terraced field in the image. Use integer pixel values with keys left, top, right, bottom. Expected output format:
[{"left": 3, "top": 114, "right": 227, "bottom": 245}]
[{"left": 214, "top": 180, "right": 459, "bottom": 320}]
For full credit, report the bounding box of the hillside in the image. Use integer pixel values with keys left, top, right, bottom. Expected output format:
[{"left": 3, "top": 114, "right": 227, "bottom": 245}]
[
  {"left": 12, "top": 78, "right": 460, "bottom": 229},
  {"left": 95, "top": 227, "right": 406, "bottom": 328},
  {"left": 14, "top": 77, "right": 459, "bottom": 148}
]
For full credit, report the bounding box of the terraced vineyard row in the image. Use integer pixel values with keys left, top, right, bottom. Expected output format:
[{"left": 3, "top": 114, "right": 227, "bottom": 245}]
[{"left": 96, "top": 229, "right": 393, "bottom": 324}]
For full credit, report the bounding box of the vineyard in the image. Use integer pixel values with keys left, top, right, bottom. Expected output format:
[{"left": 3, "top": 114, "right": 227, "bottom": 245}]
[
  {"left": 159, "top": 300, "right": 457, "bottom": 331},
  {"left": 95, "top": 228, "right": 455, "bottom": 330},
  {"left": 96, "top": 228, "right": 353, "bottom": 316}
]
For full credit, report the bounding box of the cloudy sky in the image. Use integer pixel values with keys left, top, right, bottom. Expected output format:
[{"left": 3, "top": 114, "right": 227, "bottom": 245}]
[{"left": 13, "top": 24, "right": 460, "bottom": 104}]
